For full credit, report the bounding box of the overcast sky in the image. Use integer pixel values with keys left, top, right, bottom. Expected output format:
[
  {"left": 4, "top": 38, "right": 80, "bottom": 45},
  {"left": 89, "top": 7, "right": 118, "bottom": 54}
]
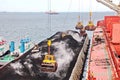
[{"left": 0, "top": 0, "right": 119, "bottom": 12}]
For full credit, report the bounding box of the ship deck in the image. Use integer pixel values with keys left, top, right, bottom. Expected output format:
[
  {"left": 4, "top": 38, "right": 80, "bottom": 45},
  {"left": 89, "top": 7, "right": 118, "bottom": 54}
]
[{"left": 88, "top": 27, "right": 113, "bottom": 80}]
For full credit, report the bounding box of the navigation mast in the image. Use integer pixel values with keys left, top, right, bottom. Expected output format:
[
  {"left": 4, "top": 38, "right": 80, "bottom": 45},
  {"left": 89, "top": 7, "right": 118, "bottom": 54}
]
[{"left": 96, "top": 0, "right": 120, "bottom": 16}]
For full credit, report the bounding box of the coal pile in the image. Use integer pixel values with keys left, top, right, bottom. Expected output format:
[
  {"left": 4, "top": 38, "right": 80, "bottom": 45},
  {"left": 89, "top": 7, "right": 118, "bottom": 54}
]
[{"left": 0, "top": 30, "right": 88, "bottom": 80}]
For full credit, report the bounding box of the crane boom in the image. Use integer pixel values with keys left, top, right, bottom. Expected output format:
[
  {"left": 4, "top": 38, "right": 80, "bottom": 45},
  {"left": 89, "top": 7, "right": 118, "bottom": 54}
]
[{"left": 96, "top": 0, "right": 120, "bottom": 16}]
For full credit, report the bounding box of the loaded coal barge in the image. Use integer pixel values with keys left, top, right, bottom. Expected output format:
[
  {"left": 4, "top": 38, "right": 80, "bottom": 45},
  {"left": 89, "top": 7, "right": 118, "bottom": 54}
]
[{"left": 0, "top": 30, "right": 90, "bottom": 80}]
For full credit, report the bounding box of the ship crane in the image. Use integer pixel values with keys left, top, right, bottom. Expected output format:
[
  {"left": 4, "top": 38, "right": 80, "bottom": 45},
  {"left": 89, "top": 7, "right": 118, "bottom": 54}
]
[{"left": 97, "top": 0, "right": 120, "bottom": 16}]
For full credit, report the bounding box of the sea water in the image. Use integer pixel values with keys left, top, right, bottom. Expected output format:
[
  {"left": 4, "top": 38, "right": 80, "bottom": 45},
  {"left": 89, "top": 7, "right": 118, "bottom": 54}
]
[{"left": 0, "top": 12, "right": 114, "bottom": 46}]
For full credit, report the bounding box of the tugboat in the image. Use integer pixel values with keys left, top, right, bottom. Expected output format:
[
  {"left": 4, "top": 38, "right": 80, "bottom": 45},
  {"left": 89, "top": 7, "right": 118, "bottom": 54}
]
[{"left": 86, "top": 0, "right": 120, "bottom": 80}]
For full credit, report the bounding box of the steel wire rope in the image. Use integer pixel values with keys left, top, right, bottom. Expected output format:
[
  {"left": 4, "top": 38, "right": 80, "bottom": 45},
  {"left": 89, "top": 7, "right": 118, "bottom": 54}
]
[
  {"left": 79, "top": 0, "right": 84, "bottom": 25},
  {"left": 76, "top": 0, "right": 84, "bottom": 27},
  {"left": 89, "top": 0, "right": 95, "bottom": 25},
  {"left": 78, "top": 0, "right": 80, "bottom": 22},
  {"left": 89, "top": 0, "right": 92, "bottom": 21},
  {"left": 80, "top": 0, "right": 84, "bottom": 24},
  {"left": 47, "top": 0, "right": 52, "bottom": 35},
  {"left": 62, "top": 0, "right": 73, "bottom": 28}
]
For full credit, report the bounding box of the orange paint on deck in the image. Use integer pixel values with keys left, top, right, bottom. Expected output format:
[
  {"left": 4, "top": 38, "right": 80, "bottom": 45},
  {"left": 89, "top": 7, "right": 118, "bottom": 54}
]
[{"left": 89, "top": 27, "right": 113, "bottom": 80}]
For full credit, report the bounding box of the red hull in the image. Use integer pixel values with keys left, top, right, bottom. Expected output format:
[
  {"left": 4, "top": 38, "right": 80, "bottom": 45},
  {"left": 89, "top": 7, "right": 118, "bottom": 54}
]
[{"left": 87, "top": 16, "right": 120, "bottom": 80}]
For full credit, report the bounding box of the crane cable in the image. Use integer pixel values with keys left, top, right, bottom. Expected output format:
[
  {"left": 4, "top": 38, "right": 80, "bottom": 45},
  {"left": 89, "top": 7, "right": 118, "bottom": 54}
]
[
  {"left": 89, "top": 0, "right": 95, "bottom": 25},
  {"left": 62, "top": 0, "right": 73, "bottom": 27},
  {"left": 78, "top": 0, "right": 84, "bottom": 24},
  {"left": 48, "top": 0, "right": 52, "bottom": 34},
  {"left": 78, "top": 0, "right": 83, "bottom": 22},
  {"left": 89, "top": 0, "right": 92, "bottom": 21},
  {"left": 78, "top": 0, "right": 80, "bottom": 22}
]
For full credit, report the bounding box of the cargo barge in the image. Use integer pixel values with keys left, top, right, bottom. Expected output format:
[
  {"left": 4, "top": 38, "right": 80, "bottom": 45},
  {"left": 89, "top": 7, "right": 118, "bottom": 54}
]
[{"left": 0, "top": 30, "right": 90, "bottom": 80}]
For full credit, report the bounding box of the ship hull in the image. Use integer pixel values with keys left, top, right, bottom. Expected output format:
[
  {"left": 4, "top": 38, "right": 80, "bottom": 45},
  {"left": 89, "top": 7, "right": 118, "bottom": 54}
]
[{"left": 86, "top": 16, "right": 120, "bottom": 80}]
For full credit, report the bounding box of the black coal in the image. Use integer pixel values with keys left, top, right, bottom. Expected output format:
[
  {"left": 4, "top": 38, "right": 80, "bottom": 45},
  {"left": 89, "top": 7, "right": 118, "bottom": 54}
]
[{"left": 0, "top": 30, "right": 87, "bottom": 80}]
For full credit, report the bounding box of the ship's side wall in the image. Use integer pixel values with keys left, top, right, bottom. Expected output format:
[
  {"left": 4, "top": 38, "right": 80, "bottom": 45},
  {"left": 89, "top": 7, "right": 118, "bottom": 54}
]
[{"left": 69, "top": 35, "right": 89, "bottom": 80}]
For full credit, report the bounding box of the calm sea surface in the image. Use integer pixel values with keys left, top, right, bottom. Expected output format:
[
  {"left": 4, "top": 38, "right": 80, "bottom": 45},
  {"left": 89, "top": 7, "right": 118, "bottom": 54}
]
[{"left": 0, "top": 12, "right": 114, "bottom": 46}]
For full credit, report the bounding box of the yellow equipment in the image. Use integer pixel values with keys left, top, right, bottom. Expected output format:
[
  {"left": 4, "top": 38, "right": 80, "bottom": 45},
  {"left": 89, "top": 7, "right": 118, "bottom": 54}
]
[
  {"left": 41, "top": 40, "right": 57, "bottom": 72},
  {"left": 88, "top": 11, "right": 94, "bottom": 27},
  {"left": 75, "top": 22, "right": 83, "bottom": 29},
  {"left": 85, "top": 20, "right": 95, "bottom": 31},
  {"left": 87, "top": 21, "right": 94, "bottom": 27},
  {"left": 75, "top": 16, "right": 83, "bottom": 29},
  {"left": 85, "top": 11, "right": 96, "bottom": 31}
]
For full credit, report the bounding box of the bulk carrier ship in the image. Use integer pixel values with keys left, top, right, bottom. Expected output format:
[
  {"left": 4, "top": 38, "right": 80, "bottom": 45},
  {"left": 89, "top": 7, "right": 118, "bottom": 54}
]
[{"left": 86, "top": 0, "right": 120, "bottom": 80}]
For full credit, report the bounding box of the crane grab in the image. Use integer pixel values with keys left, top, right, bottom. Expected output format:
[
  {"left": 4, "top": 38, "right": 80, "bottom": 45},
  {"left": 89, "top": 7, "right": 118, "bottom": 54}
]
[{"left": 41, "top": 40, "right": 57, "bottom": 72}]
